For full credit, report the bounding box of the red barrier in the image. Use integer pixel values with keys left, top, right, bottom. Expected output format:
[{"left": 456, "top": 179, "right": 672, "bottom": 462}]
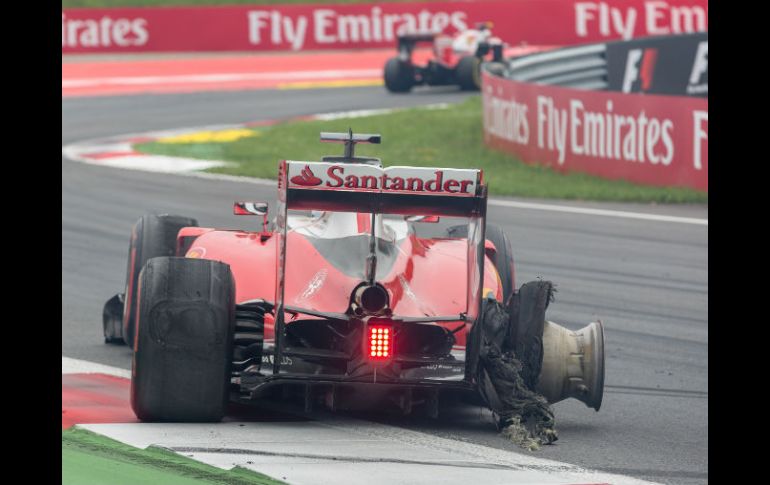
[
  {"left": 62, "top": 0, "right": 708, "bottom": 54},
  {"left": 481, "top": 71, "right": 708, "bottom": 191}
]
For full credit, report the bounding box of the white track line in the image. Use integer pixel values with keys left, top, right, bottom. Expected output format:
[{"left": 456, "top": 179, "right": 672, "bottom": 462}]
[
  {"left": 313, "top": 104, "right": 450, "bottom": 120},
  {"left": 488, "top": 199, "right": 708, "bottom": 225}
]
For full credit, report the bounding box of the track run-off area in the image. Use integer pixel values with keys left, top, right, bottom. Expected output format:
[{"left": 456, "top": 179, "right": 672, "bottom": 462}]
[{"left": 62, "top": 53, "right": 707, "bottom": 485}]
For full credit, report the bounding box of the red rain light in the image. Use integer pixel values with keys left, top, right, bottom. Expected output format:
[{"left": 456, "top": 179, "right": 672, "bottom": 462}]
[{"left": 367, "top": 324, "right": 392, "bottom": 361}]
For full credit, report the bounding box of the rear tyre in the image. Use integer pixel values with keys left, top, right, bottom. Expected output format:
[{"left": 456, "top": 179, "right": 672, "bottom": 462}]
[
  {"left": 122, "top": 214, "right": 198, "bottom": 349},
  {"left": 131, "top": 257, "right": 235, "bottom": 422},
  {"left": 456, "top": 55, "right": 481, "bottom": 91},
  {"left": 446, "top": 224, "right": 515, "bottom": 306},
  {"left": 384, "top": 57, "right": 415, "bottom": 93}
]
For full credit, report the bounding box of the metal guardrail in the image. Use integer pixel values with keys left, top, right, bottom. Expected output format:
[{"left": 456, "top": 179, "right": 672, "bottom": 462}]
[{"left": 501, "top": 44, "right": 608, "bottom": 90}]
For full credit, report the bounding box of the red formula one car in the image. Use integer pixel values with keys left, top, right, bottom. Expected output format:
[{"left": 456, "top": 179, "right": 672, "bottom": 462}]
[
  {"left": 103, "top": 132, "right": 604, "bottom": 425},
  {"left": 384, "top": 23, "right": 506, "bottom": 93}
]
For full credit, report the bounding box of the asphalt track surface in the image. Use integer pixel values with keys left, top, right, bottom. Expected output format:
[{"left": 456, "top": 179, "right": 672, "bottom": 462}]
[{"left": 62, "top": 86, "right": 708, "bottom": 484}]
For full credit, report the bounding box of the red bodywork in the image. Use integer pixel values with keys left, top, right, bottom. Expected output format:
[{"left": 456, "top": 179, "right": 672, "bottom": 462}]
[
  {"left": 183, "top": 228, "right": 503, "bottom": 351},
  {"left": 172, "top": 157, "right": 501, "bottom": 395}
]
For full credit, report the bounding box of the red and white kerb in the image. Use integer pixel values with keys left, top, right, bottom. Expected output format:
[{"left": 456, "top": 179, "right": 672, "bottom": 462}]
[{"left": 368, "top": 324, "right": 392, "bottom": 360}]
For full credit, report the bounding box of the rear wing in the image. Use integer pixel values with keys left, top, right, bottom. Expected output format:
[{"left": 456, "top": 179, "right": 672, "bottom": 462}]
[
  {"left": 278, "top": 160, "right": 486, "bottom": 217},
  {"left": 398, "top": 32, "right": 437, "bottom": 44},
  {"left": 398, "top": 32, "right": 440, "bottom": 48},
  {"left": 272, "top": 160, "right": 488, "bottom": 380},
  {"left": 396, "top": 32, "right": 439, "bottom": 59}
]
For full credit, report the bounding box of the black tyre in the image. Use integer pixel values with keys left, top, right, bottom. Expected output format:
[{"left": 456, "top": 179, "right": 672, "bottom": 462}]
[
  {"left": 384, "top": 57, "right": 415, "bottom": 93},
  {"left": 131, "top": 257, "right": 235, "bottom": 422},
  {"left": 456, "top": 55, "right": 482, "bottom": 91},
  {"left": 122, "top": 214, "right": 198, "bottom": 349},
  {"left": 447, "top": 224, "right": 515, "bottom": 306}
]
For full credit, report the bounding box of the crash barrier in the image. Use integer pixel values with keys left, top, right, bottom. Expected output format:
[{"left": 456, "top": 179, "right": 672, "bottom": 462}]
[
  {"left": 503, "top": 32, "right": 707, "bottom": 97},
  {"left": 62, "top": 0, "right": 707, "bottom": 54},
  {"left": 481, "top": 69, "right": 708, "bottom": 191},
  {"left": 503, "top": 43, "right": 610, "bottom": 90}
]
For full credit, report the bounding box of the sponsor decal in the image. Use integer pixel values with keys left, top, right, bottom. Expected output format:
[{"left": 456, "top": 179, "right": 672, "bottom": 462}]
[
  {"left": 296, "top": 269, "right": 328, "bottom": 302},
  {"left": 185, "top": 246, "right": 206, "bottom": 259},
  {"left": 424, "top": 363, "right": 464, "bottom": 372},
  {"left": 62, "top": 13, "right": 148, "bottom": 48},
  {"left": 290, "top": 165, "right": 323, "bottom": 186},
  {"left": 574, "top": 1, "right": 707, "bottom": 40},
  {"left": 398, "top": 275, "right": 418, "bottom": 303},
  {"left": 63, "top": 1, "right": 707, "bottom": 54},
  {"left": 247, "top": 6, "right": 468, "bottom": 51},
  {"left": 692, "top": 109, "right": 707, "bottom": 171},
  {"left": 482, "top": 72, "right": 707, "bottom": 190},
  {"left": 622, "top": 48, "right": 658, "bottom": 93},
  {"left": 607, "top": 33, "right": 707, "bottom": 97},
  {"left": 261, "top": 355, "right": 293, "bottom": 366},
  {"left": 485, "top": 87, "right": 675, "bottom": 165},
  {"left": 287, "top": 162, "right": 478, "bottom": 195},
  {"left": 686, "top": 40, "right": 708, "bottom": 95}
]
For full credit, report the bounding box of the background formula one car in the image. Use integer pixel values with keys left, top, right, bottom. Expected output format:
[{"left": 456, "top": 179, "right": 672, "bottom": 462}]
[
  {"left": 384, "top": 23, "right": 506, "bottom": 93},
  {"left": 102, "top": 131, "right": 604, "bottom": 425}
]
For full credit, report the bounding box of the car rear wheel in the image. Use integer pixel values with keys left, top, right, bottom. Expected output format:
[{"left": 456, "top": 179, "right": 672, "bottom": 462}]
[
  {"left": 131, "top": 257, "right": 235, "bottom": 422},
  {"left": 384, "top": 57, "right": 415, "bottom": 93},
  {"left": 456, "top": 55, "right": 482, "bottom": 91},
  {"left": 121, "top": 213, "right": 198, "bottom": 349},
  {"left": 446, "top": 223, "right": 515, "bottom": 306}
]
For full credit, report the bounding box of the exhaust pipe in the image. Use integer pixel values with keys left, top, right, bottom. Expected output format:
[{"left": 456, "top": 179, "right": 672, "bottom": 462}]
[{"left": 351, "top": 283, "right": 391, "bottom": 316}]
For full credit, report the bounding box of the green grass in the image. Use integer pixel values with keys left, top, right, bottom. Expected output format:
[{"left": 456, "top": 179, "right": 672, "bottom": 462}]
[
  {"left": 135, "top": 96, "right": 707, "bottom": 203},
  {"left": 63, "top": 0, "right": 409, "bottom": 8},
  {"left": 62, "top": 427, "right": 286, "bottom": 485}
]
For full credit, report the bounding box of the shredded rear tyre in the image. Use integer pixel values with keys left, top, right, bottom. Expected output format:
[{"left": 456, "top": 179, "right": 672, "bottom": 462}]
[{"left": 469, "top": 285, "right": 558, "bottom": 450}]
